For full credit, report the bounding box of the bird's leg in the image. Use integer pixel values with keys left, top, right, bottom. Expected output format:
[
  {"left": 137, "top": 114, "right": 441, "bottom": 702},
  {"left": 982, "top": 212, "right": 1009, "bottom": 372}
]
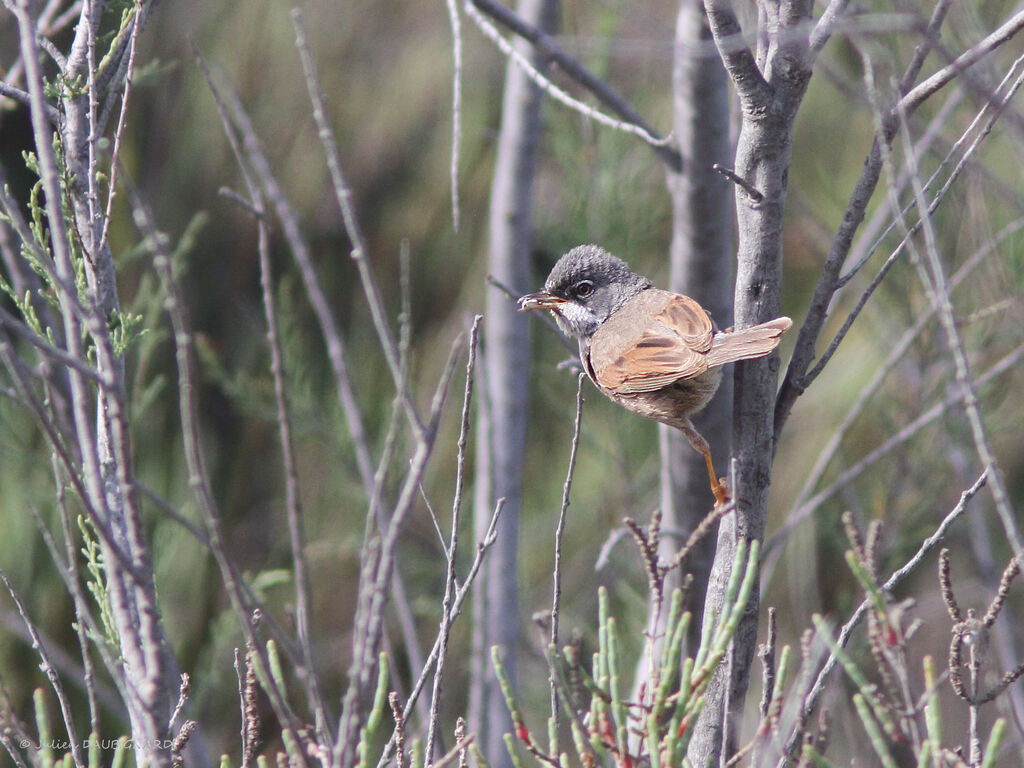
[{"left": 679, "top": 420, "right": 729, "bottom": 507}]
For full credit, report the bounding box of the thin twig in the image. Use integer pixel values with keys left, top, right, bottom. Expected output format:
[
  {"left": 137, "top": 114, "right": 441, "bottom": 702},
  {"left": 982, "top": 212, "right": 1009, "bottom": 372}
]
[
  {"left": 782, "top": 470, "right": 988, "bottom": 760},
  {"left": 99, "top": 4, "right": 144, "bottom": 252},
  {"left": 31, "top": 494, "right": 123, "bottom": 721},
  {"left": 549, "top": 373, "right": 585, "bottom": 748},
  {"left": 426, "top": 317, "right": 482, "bottom": 762},
  {"left": 769, "top": 342, "right": 1023, "bottom": 548},
  {"left": 0, "top": 305, "right": 109, "bottom": 388},
  {"left": 802, "top": 52, "right": 1024, "bottom": 393},
  {"left": 0, "top": 334, "right": 130, "bottom": 570},
  {"left": 764, "top": 212, "right": 1022, "bottom": 565},
  {"left": 0, "top": 80, "right": 60, "bottom": 122},
  {"left": 807, "top": 0, "right": 852, "bottom": 62},
  {"left": 46, "top": 456, "right": 102, "bottom": 736},
  {"left": 215, "top": 63, "right": 433, "bottom": 725},
  {"left": 257, "top": 208, "right": 326, "bottom": 739},
  {"left": 217, "top": 79, "right": 376, "bottom": 495},
  {"left": 899, "top": 9, "right": 1024, "bottom": 115},
  {"left": 339, "top": 338, "right": 462, "bottom": 768},
  {"left": 195, "top": 46, "right": 331, "bottom": 743},
  {"left": 444, "top": 0, "right": 463, "bottom": 229},
  {"left": 835, "top": 87, "right": 964, "bottom": 291},
  {"left": 712, "top": 163, "right": 763, "bottom": 202},
  {"left": 464, "top": 0, "right": 679, "bottom": 166},
  {"left": 134, "top": 481, "right": 211, "bottom": 548},
  {"left": 773, "top": 2, "right": 1024, "bottom": 440},
  {"left": 134, "top": 179, "right": 307, "bottom": 750},
  {"left": 376, "top": 499, "right": 504, "bottom": 768},
  {"left": 662, "top": 499, "right": 735, "bottom": 576},
  {"left": 895, "top": 90, "right": 1024, "bottom": 560},
  {"left": 292, "top": 9, "right": 425, "bottom": 441},
  {"left": 1, "top": 571, "right": 84, "bottom": 768}
]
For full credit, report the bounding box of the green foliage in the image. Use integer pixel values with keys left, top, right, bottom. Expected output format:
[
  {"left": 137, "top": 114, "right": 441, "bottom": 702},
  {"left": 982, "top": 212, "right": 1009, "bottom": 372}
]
[
  {"left": 77, "top": 515, "right": 121, "bottom": 656},
  {"left": 922, "top": 655, "right": 942, "bottom": 750},
  {"left": 981, "top": 719, "right": 1007, "bottom": 768},
  {"left": 9, "top": 141, "right": 112, "bottom": 336},
  {"left": 43, "top": 73, "right": 87, "bottom": 101},
  {"left": 851, "top": 691, "right": 899, "bottom": 768},
  {"left": 34, "top": 688, "right": 53, "bottom": 767},
  {"left": 108, "top": 308, "right": 148, "bottom": 357},
  {"left": 97, "top": 4, "right": 141, "bottom": 75},
  {"left": 2, "top": 2, "right": 1024, "bottom": 765},
  {"left": 248, "top": 568, "right": 291, "bottom": 597},
  {"left": 355, "top": 654, "right": 391, "bottom": 768},
  {"left": 495, "top": 541, "right": 760, "bottom": 767}
]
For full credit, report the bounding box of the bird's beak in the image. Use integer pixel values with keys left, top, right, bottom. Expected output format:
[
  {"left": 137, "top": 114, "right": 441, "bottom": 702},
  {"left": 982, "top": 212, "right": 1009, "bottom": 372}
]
[{"left": 517, "top": 292, "right": 567, "bottom": 312}]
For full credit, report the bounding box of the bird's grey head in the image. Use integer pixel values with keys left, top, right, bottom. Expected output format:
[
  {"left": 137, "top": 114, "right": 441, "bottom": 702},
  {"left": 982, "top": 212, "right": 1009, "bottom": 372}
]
[{"left": 521, "top": 244, "right": 652, "bottom": 340}]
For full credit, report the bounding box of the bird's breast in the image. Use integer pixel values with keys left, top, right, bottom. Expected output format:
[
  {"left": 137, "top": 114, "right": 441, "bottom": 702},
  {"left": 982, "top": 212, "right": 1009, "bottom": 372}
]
[{"left": 587, "top": 360, "right": 723, "bottom": 431}]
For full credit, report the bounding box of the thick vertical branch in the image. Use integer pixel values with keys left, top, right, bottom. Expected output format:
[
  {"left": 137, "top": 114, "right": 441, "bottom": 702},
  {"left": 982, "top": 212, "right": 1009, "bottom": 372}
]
[
  {"left": 689, "top": 1, "right": 813, "bottom": 764},
  {"left": 471, "top": 1, "right": 559, "bottom": 764},
  {"left": 661, "top": 0, "right": 735, "bottom": 640},
  {"left": 13, "top": 3, "right": 187, "bottom": 765}
]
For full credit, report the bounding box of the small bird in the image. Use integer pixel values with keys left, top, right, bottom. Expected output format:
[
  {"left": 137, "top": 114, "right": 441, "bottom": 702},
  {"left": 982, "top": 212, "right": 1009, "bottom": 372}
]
[{"left": 518, "top": 244, "right": 791, "bottom": 506}]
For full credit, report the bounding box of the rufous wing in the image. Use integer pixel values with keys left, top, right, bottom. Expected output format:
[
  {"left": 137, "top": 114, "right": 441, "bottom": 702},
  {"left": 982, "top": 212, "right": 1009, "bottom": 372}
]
[
  {"left": 590, "top": 292, "right": 714, "bottom": 394},
  {"left": 658, "top": 293, "right": 714, "bottom": 352}
]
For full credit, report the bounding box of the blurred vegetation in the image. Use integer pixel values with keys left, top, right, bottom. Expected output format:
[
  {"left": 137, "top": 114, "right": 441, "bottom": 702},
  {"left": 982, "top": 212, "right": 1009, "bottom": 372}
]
[{"left": 1, "top": 0, "right": 1023, "bottom": 762}]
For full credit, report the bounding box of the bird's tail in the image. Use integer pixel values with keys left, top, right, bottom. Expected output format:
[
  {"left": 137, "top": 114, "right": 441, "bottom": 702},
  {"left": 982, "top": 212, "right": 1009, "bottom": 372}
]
[{"left": 705, "top": 317, "right": 792, "bottom": 367}]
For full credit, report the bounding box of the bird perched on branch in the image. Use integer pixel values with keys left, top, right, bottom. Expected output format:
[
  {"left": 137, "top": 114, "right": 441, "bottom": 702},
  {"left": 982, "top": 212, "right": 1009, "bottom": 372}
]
[{"left": 518, "top": 244, "right": 791, "bottom": 506}]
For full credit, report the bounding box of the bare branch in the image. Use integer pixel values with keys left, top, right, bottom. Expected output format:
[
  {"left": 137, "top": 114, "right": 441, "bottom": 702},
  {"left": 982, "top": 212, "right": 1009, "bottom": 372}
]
[
  {"left": 807, "top": 0, "right": 852, "bottom": 63},
  {"left": 214, "top": 67, "right": 376, "bottom": 500},
  {"left": 894, "top": 91, "right": 1024, "bottom": 559},
  {"left": 773, "top": 343, "right": 1023, "bottom": 540},
  {"left": 0, "top": 306, "right": 109, "bottom": 388},
  {"left": 292, "top": 9, "right": 425, "bottom": 441},
  {"left": 773, "top": 3, "right": 1024, "bottom": 440},
  {"left": 376, "top": 499, "right": 504, "bottom": 768},
  {"left": 98, "top": 5, "right": 144, "bottom": 252},
  {"left": 900, "top": 9, "right": 1024, "bottom": 115},
  {"left": 1, "top": 572, "right": 84, "bottom": 768},
  {"left": 426, "top": 317, "right": 482, "bottom": 762},
  {"left": 548, "top": 373, "right": 585, "bottom": 747},
  {"left": 338, "top": 334, "right": 463, "bottom": 768},
  {"left": 134, "top": 180, "right": 307, "bottom": 753},
  {"left": 466, "top": 0, "right": 680, "bottom": 168},
  {"left": 0, "top": 79, "right": 60, "bottom": 122},
  {"left": 444, "top": 0, "right": 463, "bottom": 229},
  {"left": 782, "top": 470, "right": 988, "bottom": 760},
  {"left": 702, "top": 0, "right": 771, "bottom": 109},
  {"left": 766, "top": 217, "right": 1023, "bottom": 563}
]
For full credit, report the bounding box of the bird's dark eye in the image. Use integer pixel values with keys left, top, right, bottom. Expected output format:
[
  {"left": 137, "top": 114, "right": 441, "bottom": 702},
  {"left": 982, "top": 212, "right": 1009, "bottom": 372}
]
[{"left": 574, "top": 280, "right": 594, "bottom": 298}]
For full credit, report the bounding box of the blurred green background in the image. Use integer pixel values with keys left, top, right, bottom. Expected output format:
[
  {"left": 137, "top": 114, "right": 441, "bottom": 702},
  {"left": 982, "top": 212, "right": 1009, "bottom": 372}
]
[{"left": 1, "top": 0, "right": 1023, "bottom": 761}]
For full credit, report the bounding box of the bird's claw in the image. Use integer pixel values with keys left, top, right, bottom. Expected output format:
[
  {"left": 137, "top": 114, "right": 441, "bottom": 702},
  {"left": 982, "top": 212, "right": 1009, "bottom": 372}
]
[{"left": 712, "top": 477, "right": 731, "bottom": 508}]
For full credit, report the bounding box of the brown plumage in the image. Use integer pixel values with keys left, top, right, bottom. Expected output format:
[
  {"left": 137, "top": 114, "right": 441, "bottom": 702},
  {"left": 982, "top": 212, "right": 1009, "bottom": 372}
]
[{"left": 519, "top": 245, "right": 792, "bottom": 506}]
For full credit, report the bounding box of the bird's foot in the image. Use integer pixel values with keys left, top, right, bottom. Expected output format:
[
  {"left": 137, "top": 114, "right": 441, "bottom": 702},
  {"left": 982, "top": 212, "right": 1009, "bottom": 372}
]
[{"left": 712, "top": 477, "right": 731, "bottom": 508}]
